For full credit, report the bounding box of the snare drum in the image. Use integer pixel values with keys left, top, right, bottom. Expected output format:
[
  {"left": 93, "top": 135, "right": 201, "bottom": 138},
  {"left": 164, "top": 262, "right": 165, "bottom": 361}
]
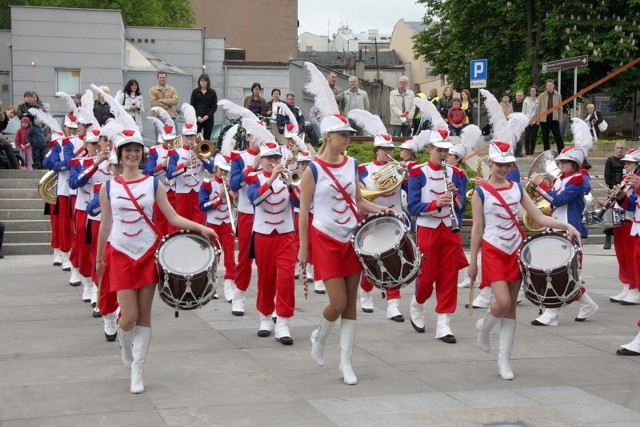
[
  {"left": 156, "top": 230, "right": 221, "bottom": 311},
  {"left": 351, "top": 212, "right": 421, "bottom": 291},
  {"left": 583, "top": 208, "right": 625, "bottom": 230},
  {"left": 517, "top": 231, "right": 581, "bottom": 308}
]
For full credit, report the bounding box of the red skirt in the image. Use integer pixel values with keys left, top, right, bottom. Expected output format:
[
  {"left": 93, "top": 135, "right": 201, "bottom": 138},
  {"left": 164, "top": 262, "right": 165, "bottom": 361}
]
[
  {"left": 481, "top": 240, "right": 522, "bottom": 287},
  {"left": 108, "top": 243, "right": 159, "bottom": 291},
  {"left": 310, "top": 225, "right": 362, "bottom": 280},
  {"left": 98, "top": 244, "right": 119, "bottom": 314}
]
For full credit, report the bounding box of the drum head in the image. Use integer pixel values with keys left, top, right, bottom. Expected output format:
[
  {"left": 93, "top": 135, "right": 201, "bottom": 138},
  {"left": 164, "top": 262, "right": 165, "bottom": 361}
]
[
  {"left": 158, "top": 233, "right": 215, "bottom": 275},
  {"left": 355, "top": 216, "right": 403, "bottom": 255},
  {"left": 520, "top": 235, "right": 575, "bottom": 270}
]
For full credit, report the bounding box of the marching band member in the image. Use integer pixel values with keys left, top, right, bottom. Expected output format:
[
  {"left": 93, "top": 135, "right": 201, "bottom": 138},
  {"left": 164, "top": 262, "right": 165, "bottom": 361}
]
[
  {"left": 144, "top": 112, "right": 178, "bottom": 236},
  {"left": 247, "top": 141, "right": 299, "bottom": 344},
  {"left": 166, "top": 103, "right": 214, "bottom": 227},
  {"left": 96, "top": 126, "right": 217, "bottom": 394},
  {"left": 470, "top": 137, "right": 580, "bottom": 380},
  {"left": 300, "top": 61, "right": 389, "bottom": 385},
  {"left": 610, "top": 148, "right": 640, "bottom": 305},
  {"left": 348, "top": 109, "right": 406, "bottom": 321},
  {"left": 293, "top": 150, "right": 317, "bottom": 290},
  {"left": 199, "top": 151, "right": 237, "bottom": 303},
  {"left": 617, "top": 321, "right": 640, "bottom": 356},
  {"left": 530, "top": 118, "right": 598, "bottom": 326},
  {"left": 407, "top": 99, "right": 468, "bottom": 343}
]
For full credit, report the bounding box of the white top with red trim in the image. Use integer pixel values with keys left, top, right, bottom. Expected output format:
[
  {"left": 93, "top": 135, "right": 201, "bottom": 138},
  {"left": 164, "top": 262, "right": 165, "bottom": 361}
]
[
  {"left": 71, "top": 157, "right": 95, "bottom": 211},
  {"left": 234, "top": 149, "right": 259, "bottom": 214},
  {"left": 414, "top": 162, "right": 454, "bottom": 229},
  {"left": 631, "top": 188, "right": 640, "bottom": 236},
  {"left": 250, "top": 172, "right": 295, "bottom": 234},
  {"left": 149, "top": 144, "right": 175, "bottom": 191},
  {"left": 170, "top": 147, "right": 206, "bottom": 193},
  {"left": 203, "top": 176, "right": 231, "bottom": 225},
  {"left": 360, "top": 160, "right": 403, "bottom": 210},
  {"left": 550, "top": 172, "right": 580, "bottom": 224},
  {"left": 481, "top": 182, "right": 523, "bottom": 255},
  {"left": 87, "top": 161, "right": 113, "bottom": 221}
]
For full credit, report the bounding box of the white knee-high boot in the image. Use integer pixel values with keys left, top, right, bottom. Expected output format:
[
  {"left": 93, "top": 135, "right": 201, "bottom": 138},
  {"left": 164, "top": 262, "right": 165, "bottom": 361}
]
[
  {"left": 476, "top": 310, "right": 500, "bottom": 353},
  {"left": 130, "top": 326, "right": 151, "bottom": 394},
  {"left": 119, "top": 326, "right": 135, "bottom": 369},
  {"left": 310, "top": 314, "right": 335, "bottom": 367},
  {"left": 497, "top": 318, "right": 516, "bottom": 380},
  {"left": 339, "top": 319, "right": 357, "bottom": 385}
]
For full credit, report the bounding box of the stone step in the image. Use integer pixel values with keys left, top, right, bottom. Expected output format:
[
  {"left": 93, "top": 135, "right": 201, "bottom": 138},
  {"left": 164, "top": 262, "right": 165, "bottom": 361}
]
[
  {"left": 0, "top": 178, "right": 42, "bottom": 189},
  {"left": 0, "top": 198, "right": 47, "bottom": 209},
  {"left": 4, "top": 231, "right": 51, "bottom": 244},
  {"left": 0, "top": 209, "right": 47, "bottom": 221},
  {"left": 2, "top": 242, "right": 52, "bottom": 256},
  {"left": 2, "top": 219, "right": 51, "bottom": 232},
  {"left": 0, "top": 169, "right": 47, "bottom": 179},
  {"left": 0, "top": 188, "right": 41, "bottom": 199}
]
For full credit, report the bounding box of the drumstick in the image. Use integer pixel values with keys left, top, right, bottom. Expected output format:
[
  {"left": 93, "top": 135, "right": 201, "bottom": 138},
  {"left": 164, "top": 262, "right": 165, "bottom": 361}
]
[
  {"left": 302, "top": 262, "right": 308, "bottom": 300},
  {"left": 468, "top": 279, "right": 475, "bottom": 317}
]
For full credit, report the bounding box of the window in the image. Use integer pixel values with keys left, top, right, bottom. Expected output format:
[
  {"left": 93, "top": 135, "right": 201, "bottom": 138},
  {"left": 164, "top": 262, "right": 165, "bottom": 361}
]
[
  {"left": 425, "top": 68, "right": 434, "bottom": 78},
  {"left": 56, "top": 69, "right": 81, "bottom": 94}
]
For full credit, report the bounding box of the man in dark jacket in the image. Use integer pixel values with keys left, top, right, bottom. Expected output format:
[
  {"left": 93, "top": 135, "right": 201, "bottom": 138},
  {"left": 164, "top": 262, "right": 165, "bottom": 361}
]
[{"left": 603, "top": 141, "right": 627, "bottom": 249}]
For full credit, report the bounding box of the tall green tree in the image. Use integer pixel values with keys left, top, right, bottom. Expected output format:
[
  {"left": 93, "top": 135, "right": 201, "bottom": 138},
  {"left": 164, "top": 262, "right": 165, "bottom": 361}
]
[
  {"left": 0, "top": 0, "right": 195, "bottom": 29},
  {"left": 413, "top": 0, "right": 640, "bottom": 108}
]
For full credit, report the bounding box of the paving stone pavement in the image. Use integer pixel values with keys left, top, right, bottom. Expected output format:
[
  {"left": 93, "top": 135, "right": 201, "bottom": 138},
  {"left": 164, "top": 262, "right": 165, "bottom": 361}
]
[{"left": 1, "top": 245, "right": 639, "bottom": 427}]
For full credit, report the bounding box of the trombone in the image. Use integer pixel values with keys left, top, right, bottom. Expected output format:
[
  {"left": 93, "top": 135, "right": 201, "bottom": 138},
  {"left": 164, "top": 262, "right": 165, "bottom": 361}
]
[{"left": 221, "top": 174, "right": 237, "bottom": 234}]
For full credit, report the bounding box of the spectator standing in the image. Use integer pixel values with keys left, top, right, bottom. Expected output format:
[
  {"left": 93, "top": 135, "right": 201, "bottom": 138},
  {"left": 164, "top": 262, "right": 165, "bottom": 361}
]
[
  {"left": 122, "top": 79, "right": 144, "bottom": 132},
  {"left": 266, "top": 88, "right": 282, "bottom": 119},
  {"left": 500, "top": 92, "right": 513, "bottom": 117},
  {"left": 537, "top": 79, "right": 564, "bottom": 152},
  {"left": 243, "top": 82, "right": 268, "bottom": 117},
  {"left": 438, "top": 86, "right": 454, "bottom": 122},
  {"left": 14, "top": 116, "right": 33, "bottom": 169},
  {"left": 584, "top": 103, "right": 604, "bottom": 140},
  {"left": 0, "top": 103, "right": 22, "bottom": 169},
  {"left": 343, "top": 76, "right": 370, "bottom": 135},
  {"left": 522, "top": 86, "right": 540, "bottom": 157},
  {"left": 17, "top": 91, "right": 43, "bottom": 121},
  {"left": 189, "top": 73, "right": 217, "bottom": 139},
  {"left": 389, "top": 76, "right": 415, "bottom": 137},
  {"left": 93, "top": 86, "right": 114, "bottom": 127},
  {"left": 603, "top": 141, "right": 626, "bottom": 249},
  {"left": 28, "top": 115, "right": 47, "bottom": 169},
  {"left": 327, "top": 72, "right": 344, "bottom": 107},
  {"left": 512, "top": 90, "right": 525, "bottom": 157},
  {"left": 150, "top": 71, "right": 179, "bottom": 141},
  {"left": 412, "top": 83, "right": 427, "bottom": 135},
  {"left": 460, "top": 89, "right": 474, "bottom": 125}
]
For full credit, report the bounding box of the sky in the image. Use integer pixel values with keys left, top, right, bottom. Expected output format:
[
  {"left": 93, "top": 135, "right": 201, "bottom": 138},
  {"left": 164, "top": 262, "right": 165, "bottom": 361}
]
[{"left": 297, "top": 0, "right": 427, "bottom": 37}]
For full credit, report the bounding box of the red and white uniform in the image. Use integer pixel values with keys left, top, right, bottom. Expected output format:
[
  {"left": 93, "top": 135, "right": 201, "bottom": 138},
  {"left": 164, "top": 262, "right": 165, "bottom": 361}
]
[
  {"left": 144, "top": 144, "right": 176, "bottom": 236},
  {"left": 69, "top": 156, "right": 96, "bottom": 277},
  {"left": 614, "top": 187, "right": 636, "bottom": 287},
  {"left": 247, "top": 171, "right": 298, "bottom": 318}
]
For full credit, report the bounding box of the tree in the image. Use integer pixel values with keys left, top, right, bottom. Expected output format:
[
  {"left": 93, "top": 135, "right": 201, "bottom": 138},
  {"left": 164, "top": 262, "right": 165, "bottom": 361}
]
[
  {"left": 0, "top": 0, "right": 195, "bottom": 30},
  {"left": 413, "top": 0, "right": 640, "bottom": 109}
]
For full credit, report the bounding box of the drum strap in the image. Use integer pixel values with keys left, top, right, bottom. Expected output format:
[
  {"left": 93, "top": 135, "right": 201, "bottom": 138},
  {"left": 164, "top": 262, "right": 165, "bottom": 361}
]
[
  {"left": 116, "top": 177, "right": 161, "bottom": 239},
  {"left": 478, "top": 182, "right": 526, "bottom": 241},
  {"left": 316, "top": 161, "right": 364, "bottom": 222}
]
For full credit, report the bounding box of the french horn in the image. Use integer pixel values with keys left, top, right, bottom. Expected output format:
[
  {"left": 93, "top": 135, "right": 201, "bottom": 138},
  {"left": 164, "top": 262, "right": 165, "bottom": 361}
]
[
  {"left": 38, "top": 170, "right": 58, "bottom": 205},
  {"left": 361, "top": 155, "right": 406, "bottom": 201},
  {"left": 522, "top": 150, "right": 559, "bottom": 232}
]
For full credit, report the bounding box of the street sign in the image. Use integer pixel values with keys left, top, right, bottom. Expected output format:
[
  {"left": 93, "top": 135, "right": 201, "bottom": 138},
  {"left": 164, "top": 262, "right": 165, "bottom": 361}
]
[
  {"left": 470, "top": 59, "right": 487, "bottom": 89},
  {"left": 541, "top": 55, "right": 588, "bottom": 73}
]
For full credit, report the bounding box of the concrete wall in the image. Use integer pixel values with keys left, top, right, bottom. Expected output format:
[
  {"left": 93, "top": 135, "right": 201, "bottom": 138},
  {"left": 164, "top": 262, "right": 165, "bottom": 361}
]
[
  {"left": 0, "top": 30, "right": 11, "bottom": 107},
  {"left": 10, "top": 6, "right": 125, "bottom": 115}
]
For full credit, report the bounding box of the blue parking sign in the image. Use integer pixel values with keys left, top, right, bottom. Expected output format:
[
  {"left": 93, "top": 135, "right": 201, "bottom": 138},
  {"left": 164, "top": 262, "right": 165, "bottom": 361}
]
[{"left": 470, "top": 59, "right": 488, "bottom": 88}]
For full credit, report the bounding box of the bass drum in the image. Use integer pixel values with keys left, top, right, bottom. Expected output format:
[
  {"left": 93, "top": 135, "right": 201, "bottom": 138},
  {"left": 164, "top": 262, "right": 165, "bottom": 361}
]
[
  {"left": 352, "top": 212, "right": 421, "bottom": 291},
  {"left": 156, "top": 230, "right": 221, "bottom": 311},
  {"left": 517, "top": 231, "right": 581, "bottom": 308}
]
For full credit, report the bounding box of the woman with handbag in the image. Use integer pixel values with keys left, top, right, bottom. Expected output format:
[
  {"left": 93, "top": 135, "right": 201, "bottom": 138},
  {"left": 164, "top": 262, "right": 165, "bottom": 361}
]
[
  {"left": 96, "top": 129, "right": 217, "bottom": 394},
  {"left": 585, "top": 103, "right": 605, "bottom": 139}
]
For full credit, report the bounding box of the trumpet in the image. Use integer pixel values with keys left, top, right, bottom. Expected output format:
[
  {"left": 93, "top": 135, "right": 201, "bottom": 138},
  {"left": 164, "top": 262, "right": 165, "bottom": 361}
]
[
  {"left": 279, "top": 168, "right": 303, "bottom": 186},
  {"left": 466, "top": 155, "right": 488, "bottom": 200},
  {"left": 441, "top": 160, "right": 460, "bottom": 233},
  {"left": 596, "top": 163, "right": 640, "bottom": 220}
]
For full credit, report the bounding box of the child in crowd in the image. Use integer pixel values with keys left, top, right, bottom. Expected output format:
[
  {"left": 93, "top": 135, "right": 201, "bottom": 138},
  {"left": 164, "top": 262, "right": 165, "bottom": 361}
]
[
  {"left": 447, "top": 98, "right": 466, "bottom": 137},
  {"left": 14, "top": 116, "right": 32, "bottom": 169},
  {"left": 28, "top": 116, "right": 47, "bottom": 169}
]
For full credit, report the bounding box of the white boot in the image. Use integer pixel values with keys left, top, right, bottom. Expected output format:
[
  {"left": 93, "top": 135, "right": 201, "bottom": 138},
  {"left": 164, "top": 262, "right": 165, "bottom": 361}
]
[
  {"left": 118, "top": 326, "right": 135, "bottom": 369},
  {"left": 61, "top": 251, "right": 71, "bottom": 271},
  {"left": 618, "top": 330, "right": 640, "bottom": 355},
  {"left": 575, "top": 291, "right": 599, "bottom": 321},
  {"left": 103, "top": 312, "right": 118, "bottom": 342},
  {"left": 231, "top": 287, "right": 245, "bottom": 316},
  {"left": 314, "top": 280, "right": 326, "bottom": 294},
  {"left": 69, "top": 268, "right": 81, "bottom": 286},
  {"left": 409, "top": 295, "right": 426, "bottom": 333},
  {"left": 458, "top": 274, "right": 472, "bottom": 288},
  {"left": 52, "top": 248, "right": 62, "bottom": 266},
  {"left": 306, "top": 264, "right": 314, "bottom": 282},
  {"left": 294, "top": 262, "right": 301, "bottom": 279},
  {"left": 223, "top": 279, "right": 234, "bottom": 302},
  {"left": 310, "top": 315, "right": 335, "bottom": 367},
  {"left": 339, "top": 319, "right": 357, "bottom": 385},
  {"left": 620, "top": 288, "right": 640, "bottom": 306},
  {"left": 435, "top": 313, "right": 456, "bottom": 343},
  {"left": 532, "top": 308, "right": 560, "bottom": 326},
  {"left": 610, "top": 285, "right": 629, "bottom": 303},
  {"left": 90, "top": 282, "right": 98, "bottom": 306},
  {"left": 257, "top": 313, "right": 275, "bottom": 337},
  {"left": 386, "top": 298, "right": 404, "bottom": 322},
  {"left": 469, "top": 286, "right": 492, "bottom": 309},
  {"left": 476, "top": 310, "right": 499, "bottom": 352},
  {"left": 360, "top": 289, "right": 374, "bottom": 313},
  {"left": 81, "top": 276, "right": 92, "bottom": 302},
  {"left": 497, "top": 318, "right": 516, "bottom": 380},
  {"left": 130, "top": 326, "right": 151, "bottom": 394},
  {"left": 274, "top": 316, "right": 293, "bottom": 345}
]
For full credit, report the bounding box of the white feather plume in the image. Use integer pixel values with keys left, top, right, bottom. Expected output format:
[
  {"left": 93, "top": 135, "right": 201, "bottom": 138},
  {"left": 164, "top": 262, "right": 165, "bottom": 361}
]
[
  {"left": 505, "top": 112, "right": 530, "bottom": 145},
  {"left": 100, "top": 120, "right": 122, "bottom": 142},
  {"left": 413, "top": 130, "right": 431, "bottom": 152},
  {"left": 90, "top": 84, "right": 137, "bottom": 130},
  {"left": 221, "top": 124, "right": 239, "bottom": 156},
  {"left": 29, "top": 108, "right": 61, "bottom": 133},
  {"left": 291, "top": 134, "right": 307, "bottom": 152},
  {"left": 414, "top": 97, "right": 448, "bottom": 131},
  {"left": 150, "top": 106, "right": 176, "bottom": 130},
  {"left": 571, "top": 118, "right": 593, "bottom": 155},
  {"left": 217, "top": 99, "right": 259, "bottom": 121},
  {"left": 460, "top": 124, "right": 483, "bottom": 154},
  {"left": 180, "top": 103, "right": 197, "bottom": 125},
  {"left": 55, "top": 91, "right": 78, "bottom": 116},
  {"left": 347, "top": 109, "right": 387, "bottom": 136},
  {"left": 304, "top": 61, "right": 339, "bottom": 118},
  {"left": 77, "top": 107, "right": 99, "bottom": 129},
  {"left": 147, "top": 116, "right": 165, "bottom": 139},
  {"left": 242, "top": 118, "right": 273, "bottom": 145},
  {"left": 114, "top": 91, "right": 124, "bottom": 105},
  {"left": 80, "top": 89, "right": 94, "bottom": 111},
  {"left": 272, "top": 101, "right": 297, "bottom": 129},
  {"left": 480, "top": 89, "right": 508, "bottom": 139}
]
